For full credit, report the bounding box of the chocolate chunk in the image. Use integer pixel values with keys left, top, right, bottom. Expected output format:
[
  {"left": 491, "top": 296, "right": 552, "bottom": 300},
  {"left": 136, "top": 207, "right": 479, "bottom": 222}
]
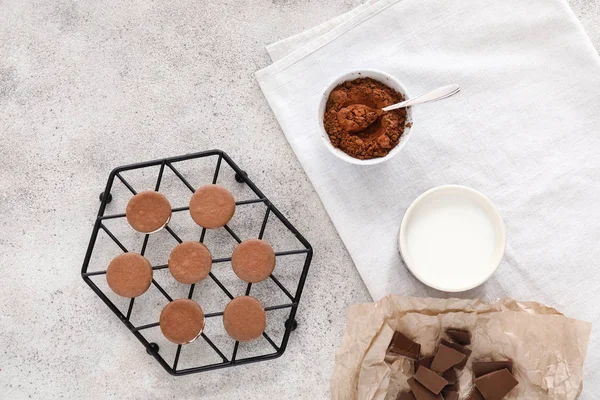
[
  {"left": 474, "top": 368, "right": 518, "bottom": 400},
  {"left": 431, "top": 343, "right": 466, "bottom": 373},
  {"left": 466, "top": 388, "right": 485, "bottom": 400},
  {"left": 472, "top": 361, "right": 514, "bottom": 378},
  {"left": 442, "top": 383, "right": 459, "bottom": 393},
  {"left": 414, "top": 366, "right": 448, "bottom": 395},
  {"left": 442, "top": 391, "right": 459, "bottom": 400},
  {"left": 388, "top": 332, "right": 421, "bottom": 359},
  {"left": 407, "top": 378, "right": 443, "bottom": 400},
  {"left": 397, "top": 392, "right": 416, "bottom": 400},
  {"left": 414, "top": 355, "right": 434, "bottom": 372},
  {"left": 442, "top": 385, "right": 460, "bottom": 400},
  {"left": 446, "top": 328, "right": 471, "bottom": 345},
  {"left": 442, "top": 368, "right": 458, "bottom": 384},
  {"left": 440, "top": 339, "right": 472, "bottom": 369}
]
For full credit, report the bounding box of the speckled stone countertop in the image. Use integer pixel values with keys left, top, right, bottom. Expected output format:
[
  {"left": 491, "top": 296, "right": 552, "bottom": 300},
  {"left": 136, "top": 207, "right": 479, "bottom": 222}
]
[{"left": 1, "top": 1, "right": 598, "bottom": 398}]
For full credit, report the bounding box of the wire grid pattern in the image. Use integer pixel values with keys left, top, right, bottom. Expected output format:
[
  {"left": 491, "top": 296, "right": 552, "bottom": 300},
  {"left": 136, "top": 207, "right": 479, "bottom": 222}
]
[{"left": 80, "top": 150, "right": 313, "bottom": 375}]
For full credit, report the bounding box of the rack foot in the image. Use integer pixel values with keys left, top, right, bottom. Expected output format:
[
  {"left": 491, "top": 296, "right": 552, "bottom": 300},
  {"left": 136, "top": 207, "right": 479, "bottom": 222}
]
[
  {"left": 146, "top": 342, "right": 159, "bottom": 355},
  {"left": 99, "top": 191, "right": 112, "bottom": 204},
  {"left": 234, "top": 170, "right": 247, "bottom": 183},
  {"left": 285, "top": 319, "right": 298, "bottom": 331}
]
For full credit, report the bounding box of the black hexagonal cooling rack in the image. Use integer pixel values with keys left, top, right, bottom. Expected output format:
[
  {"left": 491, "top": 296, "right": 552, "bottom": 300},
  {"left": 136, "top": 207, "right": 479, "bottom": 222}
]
[{"left": 80, "top": 150, "right": 313, "bottom": 375}]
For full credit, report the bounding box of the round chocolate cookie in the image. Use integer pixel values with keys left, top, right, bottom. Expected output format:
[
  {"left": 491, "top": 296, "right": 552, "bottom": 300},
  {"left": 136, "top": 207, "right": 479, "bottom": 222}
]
[
  {"left": 168, "top": 241, "right": 212, "bottom": 284},
  {"left": 159, "top": 299, "right": 205, "bottom": 344},
  {"left": 189, "top": 184, "right": 235, "bottom": 229},
  {"left": 126, "top": 190, "right": 172, "bottom": 233},
  {"left": 223, "top": 296, "right": 266, "bottom": 342},
  {"left": 106, "top": 253, "right": 153, "bottom": 298},
  {"left": 231, "top": 239, "right": 276, "bottom": 283}
]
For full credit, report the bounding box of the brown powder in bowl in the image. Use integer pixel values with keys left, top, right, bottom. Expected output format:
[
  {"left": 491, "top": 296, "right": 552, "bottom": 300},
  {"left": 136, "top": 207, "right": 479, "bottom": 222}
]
[{"left": 323, "top": 77, "right": 408, "bottom": 160}]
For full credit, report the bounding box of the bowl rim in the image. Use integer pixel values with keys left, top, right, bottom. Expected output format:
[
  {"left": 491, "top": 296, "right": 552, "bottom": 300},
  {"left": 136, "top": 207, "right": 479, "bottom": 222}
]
[
  {"left": 398, "top": 185, "right": 507, "bottom": 292},
  {"left": 317, "top": 68, "right": 413, "bottom": 166}
]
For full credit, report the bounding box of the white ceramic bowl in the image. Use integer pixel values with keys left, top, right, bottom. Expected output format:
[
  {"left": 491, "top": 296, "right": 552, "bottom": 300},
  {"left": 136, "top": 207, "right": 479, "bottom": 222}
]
[
  {"left": 398, "top": 185, "right": 506, "bottom": 292},
  {"left": 317, "top": 69, "right": 413, "bottom": 165}
]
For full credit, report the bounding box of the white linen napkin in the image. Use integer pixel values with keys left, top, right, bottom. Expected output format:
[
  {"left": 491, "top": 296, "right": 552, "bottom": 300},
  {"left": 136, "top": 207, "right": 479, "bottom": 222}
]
[
  {"left": 266, "top": 0, "right": 376, "bottom": 62},
  {"left": 256, "top": 0, "right": 600, "bottom": 382}
]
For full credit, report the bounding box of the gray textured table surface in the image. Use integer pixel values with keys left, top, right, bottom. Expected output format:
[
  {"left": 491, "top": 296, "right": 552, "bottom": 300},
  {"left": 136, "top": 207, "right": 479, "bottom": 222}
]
[{"left": 1, "top": 1, "right": 598, "bottom": 399}]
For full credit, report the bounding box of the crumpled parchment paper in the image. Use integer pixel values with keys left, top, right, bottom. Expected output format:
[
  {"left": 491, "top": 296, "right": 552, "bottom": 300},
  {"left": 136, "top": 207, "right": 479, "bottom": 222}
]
[{"left": 330, "top": 296, "right": 591, "bottom": 400}]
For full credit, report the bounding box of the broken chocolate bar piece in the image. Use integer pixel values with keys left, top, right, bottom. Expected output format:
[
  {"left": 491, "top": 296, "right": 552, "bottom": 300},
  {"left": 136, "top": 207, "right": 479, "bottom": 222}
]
[
  {"left": 440, "top": 339, "right": 472, "bottom": 369},
  {"left": 431, "top": 343, "right": 466, "bottom": 373},
  {"left": 407, "top": 378, "right": 443, "bottom": 400},
  {"left": 414, "top": 355, "right": 434, "bottom": 372},
  {"left": 397, "top": 391, "right": 416, "bottom": 400},
  {"left": 474, "top": 368, "right": 518, "bottom": 400},
  {"left": 446, "top": 328, "right": 471, "bottom": 345},
  {"left": 466, "top": 388, "right": 485, "bottom": 400},
  {"left": 442, "top": 386, "right": 460, "bottom": 400},
  {"left": 442, "top": 383, "right": 459, "bottom": 393},
  {"left": 472, "top": 361, "right": 513, "bottom": 378},
  {"left": 442, "top": 391, "right": 459, "bottom": 400},
  {"left": 414, "top": 366, "right": 448, "bottom": 395},
  {"left": 388, "top": 332, "right": 421, "bottom": 359},
  {"left": 442, "top": 368, "right": 458, "bottom": 384}
]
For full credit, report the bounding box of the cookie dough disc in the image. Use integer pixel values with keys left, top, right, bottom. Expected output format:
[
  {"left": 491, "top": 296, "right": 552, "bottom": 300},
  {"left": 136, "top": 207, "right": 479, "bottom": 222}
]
[
  {"left": 106, "top": 253, "right": 153, "bottom": 298},
  {"left": 231, "top": 239, "right": 276, "bottom": 283},
  {"left": 189, "top": 185, "right": 235, "bottom": 229},
  {"left": 168, "top": 241, "right": 212, "bottom": 284},
  {"left": 223, "top": 296, "right": 266, "bottom": 342},
  {"left": 160, "top": 299, "right": 205, "bottom": 344},
  {"left": 126, "top": 190, "right": 172, "bottom": 233}
]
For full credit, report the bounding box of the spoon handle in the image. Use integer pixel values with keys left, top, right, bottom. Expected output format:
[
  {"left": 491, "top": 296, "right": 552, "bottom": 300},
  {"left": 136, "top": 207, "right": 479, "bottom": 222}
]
[{"left": 382, "top": 84, "right": 460, "bottom": 112}]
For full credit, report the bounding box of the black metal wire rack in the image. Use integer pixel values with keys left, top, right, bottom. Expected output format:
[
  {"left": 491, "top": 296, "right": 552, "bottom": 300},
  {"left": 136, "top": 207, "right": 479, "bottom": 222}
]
[{"left": 80, "top": 150, "right": 313, "bottom": 375}]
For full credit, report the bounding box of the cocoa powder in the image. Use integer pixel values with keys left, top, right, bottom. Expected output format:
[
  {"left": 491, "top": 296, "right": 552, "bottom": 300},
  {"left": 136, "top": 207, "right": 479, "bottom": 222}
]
[{"left": 323, "top": 77, "right": 407, "bottom": 160}]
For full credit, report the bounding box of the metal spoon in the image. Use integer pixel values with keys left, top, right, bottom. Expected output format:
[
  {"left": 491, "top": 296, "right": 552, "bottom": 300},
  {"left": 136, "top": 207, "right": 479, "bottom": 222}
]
[{"left": 382, "top": 84, "right": 460, "bottom": 112}]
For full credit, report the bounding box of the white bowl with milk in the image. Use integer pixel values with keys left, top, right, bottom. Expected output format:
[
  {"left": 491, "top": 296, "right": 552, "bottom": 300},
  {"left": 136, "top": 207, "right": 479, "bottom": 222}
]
[{"left": 398, "top": 185, "right": 506, "bottom": 292}]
